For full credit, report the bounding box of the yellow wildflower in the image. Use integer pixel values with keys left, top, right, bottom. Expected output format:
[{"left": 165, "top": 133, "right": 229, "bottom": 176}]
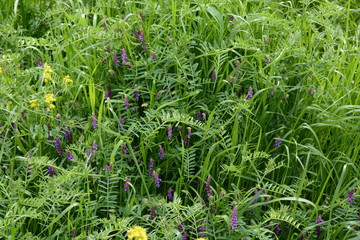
[
  {"left": 8, "top": 101, "right": 13, "bottom": 105},
  {"left": 63, "top": 75, "right": 73, "bottom": 83},
  {"left": 0, "top": 67, "right": 2, "bottom": 73},
  {"left": 45, "top": 94, "right": 56, "bottom": 103},
  {"left": 43, "top": 65, "right": 53, "bottom": 82},
  {"left": 127, "top": 226, "right": 148, "bottom": 240},
  {"left": 49, "top": 104, "right": 56, "bottom": 109},
  {"left": 29, "top": 100, "right": 38, "bottom": 108},
  {"left": 68, "top": 120, "right": 75, "bottom": 124},
  {"left": 195, "top": 238, "right": 207, "bottom": 240}
]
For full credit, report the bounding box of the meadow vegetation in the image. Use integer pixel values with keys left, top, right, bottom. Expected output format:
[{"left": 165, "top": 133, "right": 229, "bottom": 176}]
[{"left": 0, "top": 0, "right": 359, "bottom": 239}]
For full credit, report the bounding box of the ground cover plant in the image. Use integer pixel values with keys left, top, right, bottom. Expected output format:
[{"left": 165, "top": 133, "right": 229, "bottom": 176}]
[{"left": 0, "top": 0, "right": 359, "bottom": 239}]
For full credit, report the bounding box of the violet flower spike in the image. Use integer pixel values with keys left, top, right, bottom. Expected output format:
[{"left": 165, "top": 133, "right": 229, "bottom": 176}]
[
  {"left": 206, "top": 176, "right": 213, "bottom": 197},
  {"left": 121, "top": 48, "right": 128, "bottom": 64},
  {"left": 103, "top": 164, "right": 113, "bottom": 171},
  {"left": 91, "top": 114, "right": 97, "bottom": 129},
  {"left": 36, "top": 59, "right": 43, "bottom": 67},
  {"left": 348, "top": 189, "right": 355, "bottom": 204},
  {"left": 124, "top": 178, "right": 130, "bottom": 192},
  {"left": 211, "top": 70, "right": 217, "bottom": 81},
  {"left": 187, "top": 127, "right": 192, "bottom": 139},
  {"left": 119, "top": 117, "right": 124, "bottom": 126},
  {"left": 183, "top": 138, "right": 189, "bottom": 148},
  {"left": 66, "top": 151, "right": 74, "bottom": 161},
  {"left": 230, "top": 206, "right": 237, "bottom": 231},
  {"left": 102, "top": 23, "right": 107, "bottom": 30},
  {"left": 54, "top": 138, "right": 62, "bottom": 156},
  {"left": 150, "top": 204, "right": 155, "bottom": 220},
  {"left": 121, "top": 144, "right": 127, "bottom": 154},
  {"left": 159, "top": 145, "right": 165, "bottom": 159},
  {"left": 48, "top": 166, "right": 55, "bottom": 177},
  {"left": 113, "top": 53, "right": 120, "bottom": 67},
  {"left": 274, "top": 225, "right": 281, "bottom": 235},
  {"left": 149, "top": 160, "right": 154, "bottom": 176},
  {"left": 124, "top": 96, "right": 130, "bottom": 110},
  {"left": 316, "top": 216, "right": 324, "bottom": 238},
  {"left": 199, "top": 221, "right": 206, "bottom": 238},
  {"left": 64, "top": 127, "right": 72, "bottom": 143},
  {"left": 167, "top": 188, "right": 174, "bottom": 201},
  {"left": 196, "top": 111, "right": 203, "bottom": 121},
  {"left": 167, "top": 125, "right": 173, "bottom": 140},
  {"left": 92, "top": 141, "right": 98, "bottom": 152},
  {"left": 274, "top": 137, "right": 282, "bottom": 148},
  {"left": 134, "top": 85, "right": 140, "bottom": 101},
  {"left": 151, "top": 53, "right": 157, "bottom": 61},
  {"left": 152, "top": 171, "right": 161, "bottom": 188},
  {"left": 245, "top": 87, "right": 253, "bottom": 100}
]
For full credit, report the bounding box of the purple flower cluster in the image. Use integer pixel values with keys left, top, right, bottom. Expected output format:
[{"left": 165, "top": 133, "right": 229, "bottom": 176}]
[
  {"left": 36, "top": 59, "right": 43, "bottom": 67},
  {"left": 206, "top": 176, "right": 213, "bottom": 197},
  {"left": 167, "top": 125, "right": 173, "bottom": 140},
  {"left": 135, "top": 30, "right": 146, "bottom": 51},
  {"left": 103, "top": 164, "right": 113, "bottom": 171},
  {"left": 152, "top": 171, "right": 161, "bottom": 188},
  {"left": 274, "top": 225, "right": 281, "bottom": 235},
  {"left": 167, "top": 188, "right": 174, "bottom": 201},
  {"left": 122, "top": 144, "right": 127, "bottom": 154},
  {"left": 113, "top": 53, "right": 120, "bottom": 67},
  {"left": 211, "top": 70, "right": 217, "bottom": 81},
  {"left": 245, "top": 87, "right": 253, "bottom": 100},
  {"left": 134, "top": 85, "right": 140, "bottom": 101},
  {"left": 85, "top": 141, "right": 98, "bottom": 155},
  {"left": 66, "top": 151, "right": 74, "bottom": 161},
  {"left": 91, "top": 114, "right": 97, "bottom": 130},
  {"left": 151, "top": 53, "right": 157, "bottom": 61},
  {"left": 121, "top": 49, "right": 131, "bottom": 67},
  {"left": 124, "top": 178, "right": 131, "bottom": 192},
  {"left": 48, "top": 166, "right": 55, "bottom": 177},
  {"left": 179, "top": 221, "right": 187, "bottom": 240},
  {"left": 149, "top": 204, "right": 155, "bottom": 220},
  {"left": 54, "top": 138, "right": 62, "bottom": 156},
  {"left": 124, "top": 96, "right": 130, "bottom": 110},
  {"left": 230, "top": 206, "right": 237, "bottom": 231},
  {"left": 199, "top": 221, "right": 206, "bottom": 238},
  {"left": 63, "top": 127, "right": 72, "bottom": 143},
  {"left": 149, "top": 160, "right": 154, "bottom": 176},
  {"left": 316, "top": 216, "right": 324, "bottom": 239},
  {"left": 348, "top": 189, "right": 355, "bottom": 204},
  {"left": 274, "top": 137, "right": 282, "bottom": 148},
  {"left": 159, "top": 145, "right": 165, "bottom": 159},
  {"left": 104, "top": 85, "right": 112, "bottom": 99}
]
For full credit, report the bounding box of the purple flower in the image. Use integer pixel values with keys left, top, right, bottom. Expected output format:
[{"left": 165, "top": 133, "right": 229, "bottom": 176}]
[
  {"left": 152, "top": 171, "right": 161, "bottom": 188},
  {"left": 25, "top": 160, "right": 32, "bottom": 175},
  {"left": 150, "top": 204, "right": 155, "bottom": 220},
  {"left": 274, "top": 225, "right": 281, "bottom": 235},
  {"left": 253, "top": 189, "right": 260, "bottom": 204},
  {"left": 211, "top": 70, "right": 217, "bottom": 81},
  {"left": 124, "top": 96, "right": 130, "bottom": 110},
  {"left": 230, "top": 206, "right": 237, "bottom": 231},
  {"left": 265, "top": 56, "right": 271, "bottom": 63},
  {"left": 245, "top": 87, "right": 253, "bottom": 100},
  {"left": 13, "top": 122, "right": 17, "bottom": 131},
  {"left": 113, "top": 53, "right": 120, "bottom": 67},
  {"left": 149, "top": 160, "right": 154, "bottom": 176},
  {"left": 122, "top": 144, "right": 127, "bottom": 154},
  {"left": 264, "top": 35, "right": 270, "bottom": 45},
  {"left": 274, "top": 137, "right": 282, "bottom": 148},
  {"left": 36, "top": 59, "right": 43, "bottom": 67},
  {"left": 91, "top": 114, "right": 97, "bottom": 130},
  {"left": 64, "top": 127, "right": 72, "bottom": 143},
  {"left": 159, "top": 145, "right": 165, "bottom": 159},
  {"left": 308, "top": 89, "right": 315, "bottom": 95},
  {"left": 54, "top": 138, "right": 62, "bottom": 156},
  {"left": 187, "top": 127, "right": 192, "bottom": 139},
  {"left": 230, "top": 16, "right": 234, "bottom": 22},
  {"left": 121, "top": 49, "right": 128, "bottom": 64},
  {"left": 105, "top": 45, "right": 110, "bottom": 53},
  {"left": 119, "top": 117, "right": 124, "bottom": 126},
  {"left": 316, "top": 216, "right": 324, "bottom": 238},
  {"left": 103, "top": 164, "right": 113, "bottom": 171},
  {"left": 124, "top": 178, "right": 131, "bottom": 192},
  {"left": 167, "top": 188, "right": 174, "bottom": 201},
  {"left": 199, "top": 221, "right": 206, "bottom": 238},
  {"left": 151, "top": 53, "right": 157, "bottom": 61},
  {"left": 134, "top": 85, "right": 140, "bottom": 101},
  {"left": 196, "top": 111, "right": 203, "bottom": 121},
  {"left": 135, "top": 30, "right": 146, "bottom": 51},
  {"left": 179, "top": 221, "right": 187, "bottom": 240},
  {"left": 102, "top": 23, "right": 107, "bottom": 30},
  {"left": 348, "top": 189, "right": 355, "bottom": 204},
  {"left": 206, "top": 176, "right": 213, "bottom": 197},
  {"left": 92, "top": 141, "right": 98, "bottom": 152},
  {"left": 48, "top": 166, "right": 55, "bottom": 177},
  {"left": 21, "top": 110, "right": 25, "bottom": 119},
  {"left": 66, "top": 151, "right": 74, "bottom": 161},
  {"left": 104, "top": 85, "right": 112, "bottom": 99},
  {"left": 183, "top": 138, "right": 189, "bottom": 148},
  {"left": 167, "top": 125, "right": 173, "bottom": 140}
]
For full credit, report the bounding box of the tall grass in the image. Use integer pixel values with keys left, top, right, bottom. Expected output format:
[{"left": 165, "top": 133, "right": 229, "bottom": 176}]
[{"left": 0, "top": 0, "right": 359, "bottom": 239}]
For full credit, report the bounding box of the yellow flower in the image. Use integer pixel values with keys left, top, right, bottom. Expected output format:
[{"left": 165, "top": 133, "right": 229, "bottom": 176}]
[
  {"left": 68, "top": 120, "right": 75, "bottom": 124},
  {"left": 45, "top": 94, "right": 56, "bottom": 103},
  {"left": 43, "top": 65, "right": 53, "bottom": 82},
  {"left": 127, "top": 226, "right": 148, "bottom": 240},
  {"left": 49, "top": 104, "right": 56, "bottom": 109},
  {"left": 29, "top": 99, "right": 38, "bottom": 108},
  {"left": 0, "top": 67, "right": 3, "bottom": 73},
  {"left": 195, "top": 238, "right": 207, "bottom": 240},
  {"left": 8, "top": 101, "right": 13, "bottom": 105},
  {"left": 63, "top": 75, "right": 73, "bottom": 83}
]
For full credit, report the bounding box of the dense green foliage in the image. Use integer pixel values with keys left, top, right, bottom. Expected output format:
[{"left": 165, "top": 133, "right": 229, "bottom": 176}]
[{"left": 0, "top": 0, "right": 359, "bottom": 239}]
